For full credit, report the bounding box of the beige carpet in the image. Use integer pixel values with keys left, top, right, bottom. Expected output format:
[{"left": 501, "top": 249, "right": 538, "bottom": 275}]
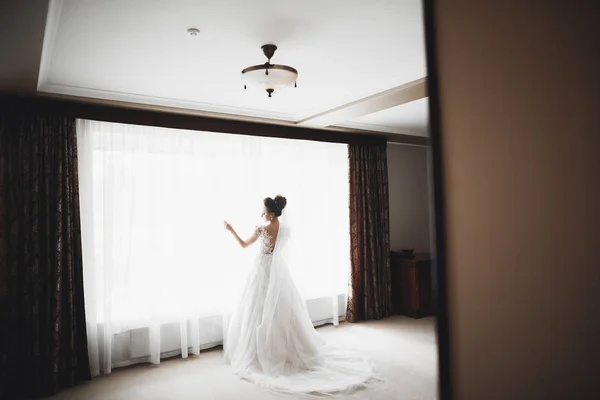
[{"left": 49, "top": 316, "right": 437, "bottom": 400}]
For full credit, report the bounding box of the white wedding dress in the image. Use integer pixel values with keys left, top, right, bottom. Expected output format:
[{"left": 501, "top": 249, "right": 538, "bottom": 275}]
[{"left": 223, "top": 222, "right": 380, "bottom": 395}]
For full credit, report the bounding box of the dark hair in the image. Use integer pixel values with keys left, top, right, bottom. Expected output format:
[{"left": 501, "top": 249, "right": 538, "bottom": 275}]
[{"left": 264, "top": 195, "right": 287, "bottom": 217}]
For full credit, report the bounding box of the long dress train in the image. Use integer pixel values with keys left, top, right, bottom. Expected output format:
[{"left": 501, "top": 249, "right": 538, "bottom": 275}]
[{"left": 223, "top": 223, "right": 380, "bottom": 395}]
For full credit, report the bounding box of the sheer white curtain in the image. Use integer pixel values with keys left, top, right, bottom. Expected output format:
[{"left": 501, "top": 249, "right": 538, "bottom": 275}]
[{"left": 76, "top": 120, "right": 350, "bottom": 376}]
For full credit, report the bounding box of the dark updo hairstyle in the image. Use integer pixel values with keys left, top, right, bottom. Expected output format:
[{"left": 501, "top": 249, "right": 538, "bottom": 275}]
[{"left": 264, "top": 195, "right": 287, "bottom": 217}]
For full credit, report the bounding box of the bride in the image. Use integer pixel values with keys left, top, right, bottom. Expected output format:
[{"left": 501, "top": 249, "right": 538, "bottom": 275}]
[{"left": 222, "top": 195, "right": 379, "bottom": 395}]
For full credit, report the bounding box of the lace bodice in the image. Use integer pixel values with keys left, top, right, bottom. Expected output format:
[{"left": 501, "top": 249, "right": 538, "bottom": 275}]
[{"left": 257, "top": 226, "right": 277, "bottom": 255}]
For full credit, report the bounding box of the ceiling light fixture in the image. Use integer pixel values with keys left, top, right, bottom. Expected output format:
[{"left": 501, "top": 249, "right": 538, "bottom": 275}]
[{"left": 241, "top": 44, "right": 298, "bottom": 98}]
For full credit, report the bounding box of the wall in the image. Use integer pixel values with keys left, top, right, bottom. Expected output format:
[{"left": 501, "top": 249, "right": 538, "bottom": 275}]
[
  {"left": 431, "top": 1, "right": 600, "bottom": 399},
  {"left": 0, "top": 0, "right": 48, "bottom": 93},
  {"left": 387, "top": 143, "right": 431, "bottom": 254}
]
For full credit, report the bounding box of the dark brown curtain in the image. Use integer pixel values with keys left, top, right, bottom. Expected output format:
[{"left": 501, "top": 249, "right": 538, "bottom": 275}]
[
  {"left": 0, "top": 112, "right": 90, "bottom": 399},
  {"left": 346, "top": 143, "right": 393, "bottom": 323},
  {"left": 0, "top": 147, "right": 6, "bottom": 298}
]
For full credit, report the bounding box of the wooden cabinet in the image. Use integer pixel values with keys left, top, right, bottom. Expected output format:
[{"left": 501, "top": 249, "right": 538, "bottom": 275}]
[{"left": 390, "top": 252, "right": 433, "bottom": 318}]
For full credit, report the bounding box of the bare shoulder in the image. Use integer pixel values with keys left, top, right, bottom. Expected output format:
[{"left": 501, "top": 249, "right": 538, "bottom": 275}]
[{"left": 256, "top": 224, "right": 277, "bottom": 236}]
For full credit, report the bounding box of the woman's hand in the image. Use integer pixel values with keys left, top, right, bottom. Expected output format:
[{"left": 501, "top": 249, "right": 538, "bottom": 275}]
[{"left": 223, "top": 221, "right": 258, "bottom": 248}]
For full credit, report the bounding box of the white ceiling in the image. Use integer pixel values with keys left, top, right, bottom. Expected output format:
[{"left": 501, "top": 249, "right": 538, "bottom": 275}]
[
  {"left": 38, "top": 0, "right": 428, "bottom": 135},
  {"left": 339, "top": 97, "right": 430, "bottom": 136}
]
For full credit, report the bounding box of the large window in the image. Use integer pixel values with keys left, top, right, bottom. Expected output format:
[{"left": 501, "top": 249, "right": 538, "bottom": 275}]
[{"left": 77, "top": 120, "right": 350, "bottom": 373}]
